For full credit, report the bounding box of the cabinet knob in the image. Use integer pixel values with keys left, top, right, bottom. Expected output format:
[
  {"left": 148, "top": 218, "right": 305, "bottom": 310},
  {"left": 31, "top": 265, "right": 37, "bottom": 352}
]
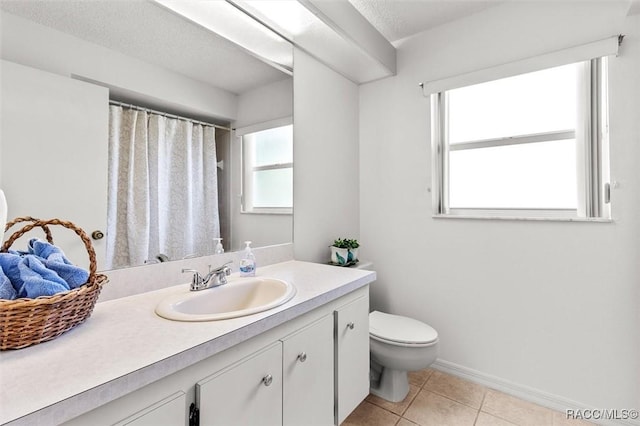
[
  {"left": 262, "top": 374, "right": 273, "bottom": 387},
  {"left": 297, "top": 352, "right": 307, "bottom": 363},
  {"left": 91, "top": 230, "right": 104, "bottom": 240},
  {"left": 347, "top": 322, "right": 355, "bottom": 330}
]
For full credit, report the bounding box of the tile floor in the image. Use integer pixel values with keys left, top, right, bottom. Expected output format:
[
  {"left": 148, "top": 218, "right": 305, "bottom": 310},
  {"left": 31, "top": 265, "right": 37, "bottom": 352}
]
[{"left": 342, "top": 369, "right": 594, "bottom": 426}]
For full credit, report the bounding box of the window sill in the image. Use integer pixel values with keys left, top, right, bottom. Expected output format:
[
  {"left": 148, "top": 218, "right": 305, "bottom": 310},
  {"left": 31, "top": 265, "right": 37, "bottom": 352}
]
[
  {"left": 432, "top": 214, "right": 612, "bottom": 223},
  {"left": 241, "top": 209, "right": 293, "bottom": 216}
]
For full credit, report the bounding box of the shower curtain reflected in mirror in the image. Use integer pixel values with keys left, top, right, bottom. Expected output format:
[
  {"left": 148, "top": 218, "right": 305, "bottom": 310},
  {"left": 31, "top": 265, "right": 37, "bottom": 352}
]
[{"left": 106, "top": 106, "right": 220, "bottom": 269}]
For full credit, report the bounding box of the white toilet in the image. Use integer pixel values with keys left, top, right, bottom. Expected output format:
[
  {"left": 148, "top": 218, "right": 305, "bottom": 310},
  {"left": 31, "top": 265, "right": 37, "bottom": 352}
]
[{"left": 369, "top": 311, "right": 439, "bottom": 402}]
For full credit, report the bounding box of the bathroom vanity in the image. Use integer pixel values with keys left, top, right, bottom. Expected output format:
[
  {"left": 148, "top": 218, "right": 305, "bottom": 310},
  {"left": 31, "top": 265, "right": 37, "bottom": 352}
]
[{"left": 0, "top": 261, "right": 374, "bottom": 426}]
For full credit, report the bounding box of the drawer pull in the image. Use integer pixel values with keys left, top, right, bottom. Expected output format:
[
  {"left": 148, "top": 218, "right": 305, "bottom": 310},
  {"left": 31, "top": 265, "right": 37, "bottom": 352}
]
[
  {"left": 262, "top": 374, "right": 273, "bottom": 386},
  {"left": 347, "top": 322, "right": 355, "bottom": 330},
  {"left": 297, "top": 352, "right": 307, "bottom": 363}
]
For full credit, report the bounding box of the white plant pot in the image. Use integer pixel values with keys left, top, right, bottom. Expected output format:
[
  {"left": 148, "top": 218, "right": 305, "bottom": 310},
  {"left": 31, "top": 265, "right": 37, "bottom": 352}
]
[
  {"left": 348, "top": 247, "right": 359, "bottom": 263},
  {"left": 330, "top": 247, "right": 350, "bottom": 265}
]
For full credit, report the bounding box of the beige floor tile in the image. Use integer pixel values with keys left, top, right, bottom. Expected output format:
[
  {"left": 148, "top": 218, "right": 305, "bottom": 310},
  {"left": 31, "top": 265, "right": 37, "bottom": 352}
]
[
  {"left": 397, "top": 419, "right": 420, "bottom": 426},
  {"left": 475, "top": 412, "right": 517, "bottom": 426},
  {"left": 482, "top": 389, "right": 554, "bottom": 426},
  {"left": 341, "top": 400, "right": 400, "bottom": 426},
  {"left": 423, "top": 370, "right": 487, "bottom": 409},
  {"left": 366, "top": 385, "right": 421, "bottom": 416},
  {"left": 409, "top": 368, "right": 434, "bottom": 388},
  {"left": 404, "top": 390, "right": 478, "bottom": 426},
  {"left": 552, "top": 411, "right": 596, "bottom": 425}
]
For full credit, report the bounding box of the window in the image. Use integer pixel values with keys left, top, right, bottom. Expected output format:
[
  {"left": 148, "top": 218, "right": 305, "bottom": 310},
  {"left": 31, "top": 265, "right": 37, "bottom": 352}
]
[
  {"left": 241, "top": 123, "right": 293, "bottom": 214},
  {"left": 431, "top": 58, "right": 610, "bottom": 220}
]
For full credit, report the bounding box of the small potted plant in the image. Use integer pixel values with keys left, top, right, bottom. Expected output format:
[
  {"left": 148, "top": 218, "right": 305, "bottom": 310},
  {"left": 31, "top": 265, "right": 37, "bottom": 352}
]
[{"left": 330, "top": 238, "right": 359, "bottom": 265}]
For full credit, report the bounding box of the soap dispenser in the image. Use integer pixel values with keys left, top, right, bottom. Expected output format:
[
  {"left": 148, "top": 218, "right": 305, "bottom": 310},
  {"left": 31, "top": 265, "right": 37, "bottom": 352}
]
[
  {"left": 214, "top": 238, "right": 224, "bottom": 254},
  {"left": 239, "top": 241, "right": 256, "bottom": 277}
]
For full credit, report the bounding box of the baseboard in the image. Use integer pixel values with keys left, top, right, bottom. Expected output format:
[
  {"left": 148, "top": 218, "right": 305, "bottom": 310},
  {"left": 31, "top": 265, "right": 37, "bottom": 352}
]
[{"left": 432, "top": 359, "right": 640, "bottom": 426}]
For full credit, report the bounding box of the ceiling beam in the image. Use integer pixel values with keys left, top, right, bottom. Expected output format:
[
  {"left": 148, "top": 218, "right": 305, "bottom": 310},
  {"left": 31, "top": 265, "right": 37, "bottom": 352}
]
[{"left": 300, "top": 0, "right": 396, "bottom": 77}]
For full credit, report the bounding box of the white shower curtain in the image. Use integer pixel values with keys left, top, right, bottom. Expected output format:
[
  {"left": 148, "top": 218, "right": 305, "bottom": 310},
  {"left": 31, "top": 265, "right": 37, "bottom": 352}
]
[{"left": 106, "top": 106, "right": 220, "bottom": 269}]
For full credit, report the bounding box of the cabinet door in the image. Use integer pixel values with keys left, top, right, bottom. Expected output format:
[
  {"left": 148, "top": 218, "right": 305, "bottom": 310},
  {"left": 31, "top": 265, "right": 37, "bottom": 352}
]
[
  {"left": 197, "top": 342, "right": 282, "bottom": 426},
  {"left": 334, "top": 296, "right": 370, "bottom": 424},
  {"left": 1, "top": 60, "right": 109, "bottom": 269},
  {"left": 282, "top": 315, "right": 334, "bottom": 426},
  {"left": 113, "top": 392, "right": 186, "bottom": 426}
]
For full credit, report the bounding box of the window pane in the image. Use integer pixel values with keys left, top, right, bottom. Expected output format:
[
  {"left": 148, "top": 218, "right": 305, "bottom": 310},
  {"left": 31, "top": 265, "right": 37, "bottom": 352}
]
[
  {"left": 247, "top": 124, "right": 293, "bottom": 167},
  {"left": 253, "top": 168, "right": 293, "bottom": 208},
  {"left": 448, "top": 63, "right": 578, "bottom": 144},
  {"left": 449, "top": 140, "right": 577, "bottom": 209}
]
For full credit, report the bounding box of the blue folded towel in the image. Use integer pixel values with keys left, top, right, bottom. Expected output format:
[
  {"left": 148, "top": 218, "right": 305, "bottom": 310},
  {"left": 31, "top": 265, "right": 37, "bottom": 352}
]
[
  {"left": 27, "top": 239, "right": 89, "bottom": 289},
  {"left": 0, "top": 253, "right": 70, "bottom": 299},
  {"left": 0, "top": 266, "right": 17, "bottom": 300},
  {"left": 28, "top": 238, "right": 63, "bottom": 259}
]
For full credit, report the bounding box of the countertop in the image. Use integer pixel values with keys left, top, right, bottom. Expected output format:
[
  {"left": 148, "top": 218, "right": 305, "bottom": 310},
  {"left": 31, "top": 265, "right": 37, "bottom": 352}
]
[{"left": 0, "top": 260, "right": 375, "bottom": 425}]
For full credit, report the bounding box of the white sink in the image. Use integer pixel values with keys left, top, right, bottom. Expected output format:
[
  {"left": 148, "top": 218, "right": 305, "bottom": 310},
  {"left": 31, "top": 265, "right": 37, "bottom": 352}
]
[{"left": 155, "top": 276, "right": 296, "bottom": 321}]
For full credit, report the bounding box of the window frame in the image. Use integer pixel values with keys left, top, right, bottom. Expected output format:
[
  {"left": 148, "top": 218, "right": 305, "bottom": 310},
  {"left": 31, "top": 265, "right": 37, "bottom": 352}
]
[
  {"left": 240, "top": 120, "right": 293, "bottom": 215},
  {"left": 431, "top": 57, "right": 610, "bottom": 221}
]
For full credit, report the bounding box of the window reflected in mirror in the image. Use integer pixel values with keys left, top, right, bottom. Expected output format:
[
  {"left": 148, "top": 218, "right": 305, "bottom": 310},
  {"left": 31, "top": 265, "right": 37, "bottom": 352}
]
[{"left": 242, "top": 124, "right": 293, "bottom": 214}]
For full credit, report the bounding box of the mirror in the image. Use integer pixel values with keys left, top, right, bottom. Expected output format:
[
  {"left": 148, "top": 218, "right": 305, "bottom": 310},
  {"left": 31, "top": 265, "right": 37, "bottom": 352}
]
[{"left": 0, "top": 1, "right": 293, "bottom": 271}]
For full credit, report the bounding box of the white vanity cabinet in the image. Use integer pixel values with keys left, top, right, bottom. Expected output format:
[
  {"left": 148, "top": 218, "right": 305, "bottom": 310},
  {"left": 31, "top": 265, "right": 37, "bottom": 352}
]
[
  {"left": 60, "top": 286, "right": 369, "bottom": 426},
  {"left": 113, "top": 392, "right": 186, "bottom": 426},
  {"left": 63, "top": 391, "right": 188, "bottom": 426},
  {"left": 197, "top": 342, "right": 283, "bottom": 426},
  {"left": 196, "top": 315, "right": 335, "bottom": 426},
  {"left": 335, "top": 296, "right": 370, "bottom": 424},
  {"left": 281, "top": 315, "right": 334, "bottom": 426}
]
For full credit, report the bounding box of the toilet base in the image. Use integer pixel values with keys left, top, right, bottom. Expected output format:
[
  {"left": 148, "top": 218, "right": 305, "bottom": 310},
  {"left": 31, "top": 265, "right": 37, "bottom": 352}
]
[{"left": 369, "top": 365, "right": 410, "bottom": 403}]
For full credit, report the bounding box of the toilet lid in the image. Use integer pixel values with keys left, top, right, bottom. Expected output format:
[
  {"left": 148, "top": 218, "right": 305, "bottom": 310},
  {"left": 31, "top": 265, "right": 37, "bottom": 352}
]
[{"left": 369, "top": 311, "right": 438, "bottom": 345}]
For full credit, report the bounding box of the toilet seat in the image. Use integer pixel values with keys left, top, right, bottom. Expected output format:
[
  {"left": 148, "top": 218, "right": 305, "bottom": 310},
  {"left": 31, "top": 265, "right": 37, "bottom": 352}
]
[{"left": 370, "top": 311, "right": 438, "bottom": 347}]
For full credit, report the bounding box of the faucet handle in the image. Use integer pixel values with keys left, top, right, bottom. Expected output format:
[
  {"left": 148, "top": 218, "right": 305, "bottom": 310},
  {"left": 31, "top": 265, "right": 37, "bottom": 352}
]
[
  {"left": 210, "top": 261, "right": 233, "bottom": 274},
  {"left": 182, "top": 268, "right": 204, "bottom": 288}
]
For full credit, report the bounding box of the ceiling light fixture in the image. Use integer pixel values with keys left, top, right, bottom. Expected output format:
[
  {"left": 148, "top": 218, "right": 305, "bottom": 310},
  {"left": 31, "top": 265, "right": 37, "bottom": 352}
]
[
  {"left": 152, "top": 0, "right": 293, "bottom": 73},
  {"left": 229, "top": 0, "right": 315, "bottom": 39}
]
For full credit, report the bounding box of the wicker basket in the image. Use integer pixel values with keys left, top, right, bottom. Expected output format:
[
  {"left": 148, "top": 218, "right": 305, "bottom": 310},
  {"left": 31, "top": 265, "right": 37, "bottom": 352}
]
[{"left": 0, "top": 217, "right": 108, "bottom": 350}]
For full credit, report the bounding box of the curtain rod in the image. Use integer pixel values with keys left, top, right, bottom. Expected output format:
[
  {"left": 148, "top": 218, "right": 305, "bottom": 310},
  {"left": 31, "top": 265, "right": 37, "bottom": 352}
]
[{"left": 109, "top": 100, "right": 231, "bottom": 131}]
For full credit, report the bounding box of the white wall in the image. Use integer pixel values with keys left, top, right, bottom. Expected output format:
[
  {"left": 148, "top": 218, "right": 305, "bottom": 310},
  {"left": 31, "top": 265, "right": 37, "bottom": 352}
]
[
  {"left": 293, "top": 49, "right": 360, "bottom": 262},
  {"left": 360, "top": 1, "right": 639, "bottom": 416},
  {"left": 235, "top": 78, "right": 293, "bottom": 128},
  {"left": 231, "top": 78, "right": 294, "bottom": 251}
]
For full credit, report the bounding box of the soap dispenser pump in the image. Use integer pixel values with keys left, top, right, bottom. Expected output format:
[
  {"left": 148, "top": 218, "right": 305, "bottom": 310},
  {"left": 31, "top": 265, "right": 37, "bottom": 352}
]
[
  {"left": 214, "top": 238, "right": 224, "bottom": 254},
  {"left": 239, "top": 241, "right": 256, "bottom": 277}
]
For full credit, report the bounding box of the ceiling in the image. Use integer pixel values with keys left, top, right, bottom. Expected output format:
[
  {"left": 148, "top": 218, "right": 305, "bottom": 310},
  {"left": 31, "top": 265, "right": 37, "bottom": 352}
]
[
  {"left": 0, "top": 0, "right": 290, "bottom": 95},
  {"left": 348, "top": 0, "right": 503, "bottom": 44},
  {"left": 0, "top": 0, "right": 507, "bottom": 91}
]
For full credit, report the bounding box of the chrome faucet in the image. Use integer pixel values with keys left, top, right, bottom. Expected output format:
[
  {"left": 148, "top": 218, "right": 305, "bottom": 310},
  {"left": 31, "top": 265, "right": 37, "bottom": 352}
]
[{"left": 182, "top": 261, "right": 233, "bottom": 291}]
